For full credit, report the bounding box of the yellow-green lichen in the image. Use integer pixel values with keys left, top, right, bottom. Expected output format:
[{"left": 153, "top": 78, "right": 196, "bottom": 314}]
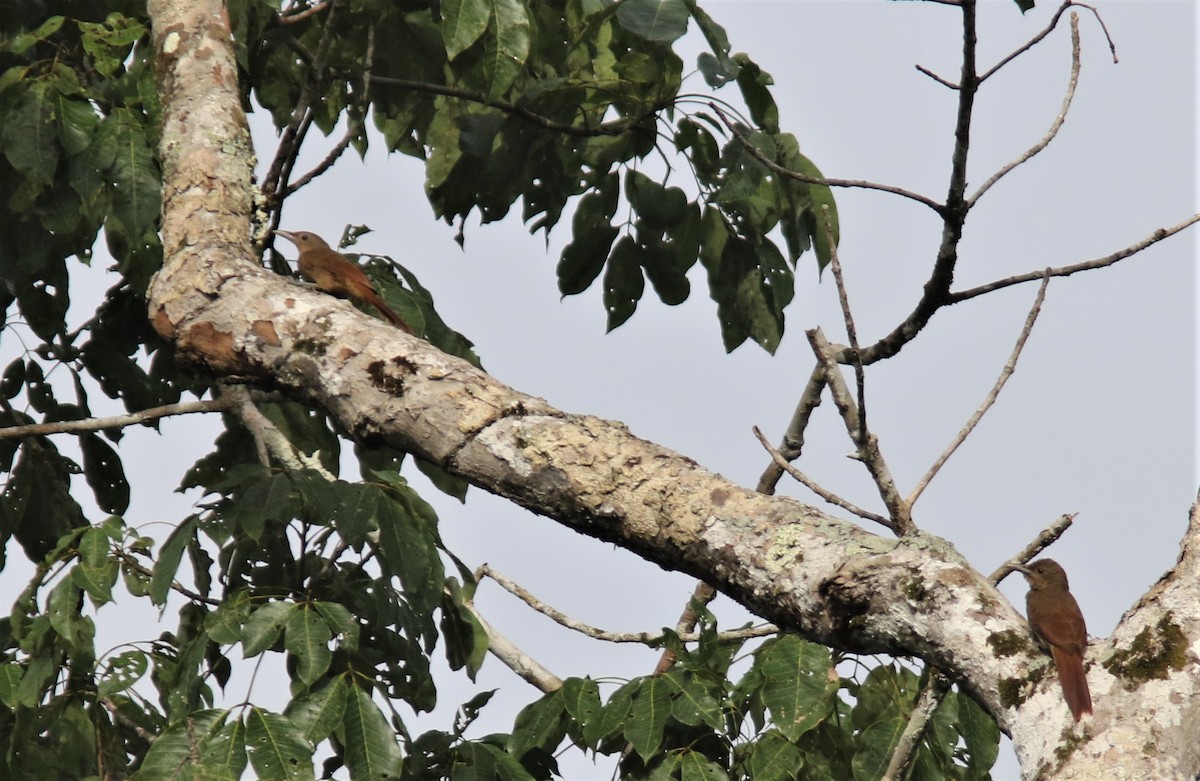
[{"left": 1104, "top": 613, "right": 1187, "bottom": 683}]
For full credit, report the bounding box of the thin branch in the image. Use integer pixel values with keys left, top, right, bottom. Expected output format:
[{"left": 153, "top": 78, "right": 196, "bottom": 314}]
[
  {"left": 753, "top": 427, "right": 892, "bottom": 528},
  {"left": 948, "top": 214, "right": 1200, "bottom": 303},
  {"left": 979, "top": 1, "right": 1116, "bottom": 84},
  {"left": 969, "top": 13, "right": 1081, "bottom": 205},
  {"left": 880, "top": 670, "right": 953, "bottom": 781},
  {"left": 461, "top": 600, "right": 564, "bottom": 693},
  {"left": 115, "top": 550, "right": 221, "bottom": 606},
  {"left": 807, "top": 329, "right": 912, "bottom": 534},
  {"left": 907, "top": 271, "right": 1051, "bottom": 507},
  {"left": 369, "top": 75, "right": 647, "bottom": 138},
  {"left": 824, "top": 206, "right": 867, "bottom": 444},
  {"left": 713, "top": 106, "right": 946, "bottom": 214},
  {"left": 755, "top": 365, "right": 827, "bottom": 494},
  {"left": 283, "top": 24, "right": 377, "bottom": 198},
  {"left": 0, "top": 398, "right": 235, "bottom": 440},
  {"left": 102, "top": 697, "right": 157, "bottom": 742},
  {"left": 475, "top": 565, "right": 777, "bottom": 644},
  {"left": 989, "top": 513, "right": 1077, "bottom": 583},
  {"left": 914, "top": 64, "right": 960, "bottom": 90}
]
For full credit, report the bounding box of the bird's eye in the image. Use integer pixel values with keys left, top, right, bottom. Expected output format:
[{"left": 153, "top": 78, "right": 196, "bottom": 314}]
[{"left": 299, "top": 233, "right": 310, "bottom": 240}]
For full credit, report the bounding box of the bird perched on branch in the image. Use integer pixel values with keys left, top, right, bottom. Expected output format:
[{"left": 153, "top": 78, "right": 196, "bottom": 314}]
[
  {"left": 274, "top": 229, "right": 412, "bottom": 334},
  {"left": 1014, "top": 559, "right": 1092, "bottom": 721}
]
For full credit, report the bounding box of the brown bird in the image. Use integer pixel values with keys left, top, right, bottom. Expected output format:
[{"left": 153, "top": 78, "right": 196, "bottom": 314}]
[
  {"left": 274, "top": 230, "right": 412, "bottom": 334},
  {"left": 1014, "top": 559, "right": 1092, "bottom": 721}
]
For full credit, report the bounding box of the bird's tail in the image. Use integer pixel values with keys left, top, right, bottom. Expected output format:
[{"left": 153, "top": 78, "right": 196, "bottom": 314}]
[
  {"left": 1051, "top": 646, "right": 1093, "bottom": 721},
  {"left": 363, "top": 291, "right": 413, "bottom": 334}
]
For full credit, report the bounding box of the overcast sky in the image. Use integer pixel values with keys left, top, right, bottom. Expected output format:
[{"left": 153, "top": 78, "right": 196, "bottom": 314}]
[{"left": 1, "top": 2, "right": 1195, "bottom": 779}]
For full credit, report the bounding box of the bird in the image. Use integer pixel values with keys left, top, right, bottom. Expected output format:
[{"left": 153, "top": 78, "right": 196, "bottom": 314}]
[
  {"left": 273, "top": 229, "right": 412, "bottom": 334},
  {"left": 1013, "top": 559, "right": 1092, "bottom": 721}
]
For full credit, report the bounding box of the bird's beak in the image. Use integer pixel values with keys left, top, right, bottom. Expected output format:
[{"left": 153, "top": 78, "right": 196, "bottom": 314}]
[
  {"left": 273, "top": 229, "right": 296, "bottom": 242},
  {"left": 1010, "top": 563, "right": 1033, "bottom": 577}
]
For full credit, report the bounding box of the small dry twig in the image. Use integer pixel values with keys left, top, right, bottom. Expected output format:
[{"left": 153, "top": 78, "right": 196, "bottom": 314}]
[
  {"left": 0, "top": 397, "right": 236, "bottom": 440},
  {"left": 970, "top": 14, "right": 1082, "bottom": 205},
  {"left": 807, "top": 328, "right": 912, "bottom": 534},
  {"left": 753, "top": 427, "right": 890, "bottom": 528},
  {"left": 907, "top": 270, "right": 1051, "bottom": 507}
]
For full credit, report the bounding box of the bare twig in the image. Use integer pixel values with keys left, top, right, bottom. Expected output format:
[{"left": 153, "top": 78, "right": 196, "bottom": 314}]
[
  {"left": 284, "top": 25, "right": 377, "bottom": 198},
  {"left": 907, "top": 271, "right": 1051, "bottom": 507},
  {"left": 970, "top": 14, "right": 1082, "bottom": 205},
  {"left": 914, "top": 64, "right": 960, "bottom": 90},
  {"left": 990, "top": 513, "right": 1077, "bottom": 583},
  {"left": 713, "top": 106, "right": 946, "bottom": 213},
  {"left": 979, "top": 1, "right": 1116, "bottom": 84},
  {"left": 807, "top": 329, "right": 911, "bottom": 534},
  {"left": 0, "top": 397, "right": 235, "bottom": 440},
  {"left": 475, "top": 565, "right": 777, "bottom": 644},
  {"left": 755, "top": 366, "right": 827, "bottom": 495},
  {"left": 754, "top": 427, "right": 891, "bottom": 527},
  {"left": 948, "top": 214, "right": 1200, "bottom": 303},
  {"left": 823, "top": 206, "right": 867, "bottom": 444},
  {"left": 102, "top": 697, "right": 157, "bottom": 742},
  {"left": 880, "top": 670, "right": 953, "bottom": 781},
  {"left": 370, "top": 75, "right": 648, "bottom": 138},
  {"left": 461, "top": 600, "right": 564, "bottom": 692}
]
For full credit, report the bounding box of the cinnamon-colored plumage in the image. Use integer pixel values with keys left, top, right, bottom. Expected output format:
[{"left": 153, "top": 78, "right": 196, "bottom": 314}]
[
  {"left": 1015, "top": 559, "right": 1092, "bottom": 721},
  {"left": 274, "top": 230, "right": 412, "bottom": 334}
]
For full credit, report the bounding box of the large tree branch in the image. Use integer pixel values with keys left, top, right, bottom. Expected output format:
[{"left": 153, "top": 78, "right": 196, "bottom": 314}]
[{"left": 145, "top": 1, "right": 1200, "bottom": 777}]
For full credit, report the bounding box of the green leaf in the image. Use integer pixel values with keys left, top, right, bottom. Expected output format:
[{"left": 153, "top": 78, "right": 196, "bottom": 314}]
[
  {"left": 742, "top": 730, "right": 804, "bottom": 781},
  {"left": 603, "top": 236, "right": 644, "bottom": 331},
  {"left": 624, "top": 677, "right": 672, "bottom": 762},
  {"left": 851, "top": 716, "right": 906, "bottom": 781},
  {"left": 617, "top": 0, "right": 689, "bottom": 42},
  {"left": 678, "top": 748, "right": 730, "bottom": 781},
  {"left": 246, "top": 707, "right": 316, "bottom": 781},
  {"left": 228, "top": 472, "right": 295, "bottom": 540},
  {"left": 79, "top": 432, "right": 130, "bottom": 514},
  {"left": 664, "top": 670, "right": 723, "bottom": 729},
  {"left": 150, "top": 515, "right": 196, "bottom": 605},
  {"left": 286, "top": 677, "right": 349, "bottom": 745},
  {"left": 129, "top": 709, "right": 226, "bottom": 781},
  {"left": 0, "top": 663, "right": 24, "bottom": 707},
  {"left": 97, "top": 650, "right": 148, "bottom": 698},
  {"left": 205, "top": 592, "right": 252, "bottom": 644},
  {"left": 557, "top": 173, "right": 620, "bottom": 296},
  {"left": 483, "top": 0, "right": 531, "bottom": 101},
  {"left": 1, "top": 79, "right": 58, "bottom": 183},
  {"left": 734, "top": 54, "right": 779, "bottom": 133},
  {"left": 757, "top": 635, "right": 836, "bottom": 741},
  {"left": 591, "top": 679, "right": 635, "bottom": 746},
  {"left": 71, "top": 557, "right": 117, "bottom": 605},
  {"left": 509, "top": 688, "right": 567, "bottom": 759},
  {"left": 285, "top": 605, "right": 333, "bottom": 686},
  {"left": 47, "top": 577, "right": 93, "bottom": 650},
  {"left": 342, "top": 684, "right": 404, "bottom": 780},
  {"left": 955, "top": 687, "right": 1000, "bottom": 779},
  {"left": 1, "top": 15, "right": 65, "bottom": 54},
  {"left": 443, "top": 0, "right": 490, "bottom": 59},
  {"left": 440, "top": 585, "right": 488, "bottom": 677},
  {"left": 314, "top": 601, "right": 360, "bottom": 651},
  {"left": 242, "top": 601, "right": 292, "bottom": 657},
  {"left": 561, "top": 677, "right": 602, "bottom": 741}
]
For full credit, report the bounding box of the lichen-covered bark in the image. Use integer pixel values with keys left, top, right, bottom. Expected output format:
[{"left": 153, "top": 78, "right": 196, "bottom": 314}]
[{"left": 145, "top": 1, "right": 1200, "bottom": 778}]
